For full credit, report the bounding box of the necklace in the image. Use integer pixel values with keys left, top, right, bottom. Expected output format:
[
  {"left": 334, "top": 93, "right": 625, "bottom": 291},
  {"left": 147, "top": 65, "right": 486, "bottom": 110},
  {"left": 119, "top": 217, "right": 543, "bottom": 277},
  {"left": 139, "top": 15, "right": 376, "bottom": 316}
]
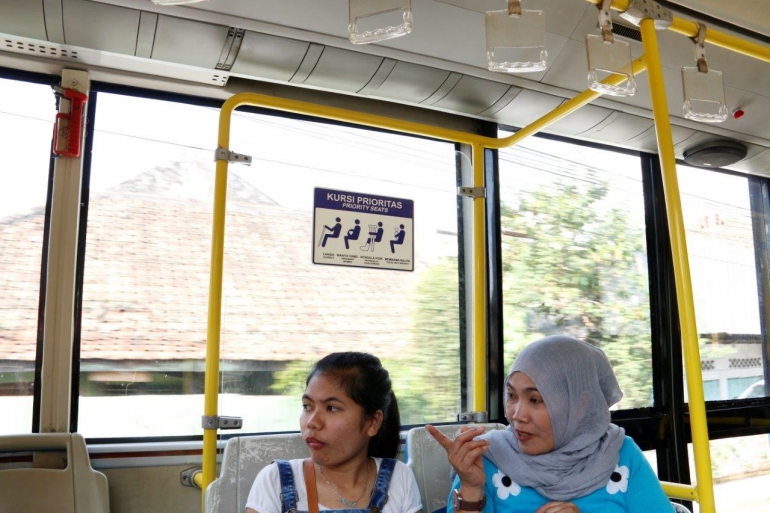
[{"left": 317, "top": 459, "right": 371, "bottom": 508}]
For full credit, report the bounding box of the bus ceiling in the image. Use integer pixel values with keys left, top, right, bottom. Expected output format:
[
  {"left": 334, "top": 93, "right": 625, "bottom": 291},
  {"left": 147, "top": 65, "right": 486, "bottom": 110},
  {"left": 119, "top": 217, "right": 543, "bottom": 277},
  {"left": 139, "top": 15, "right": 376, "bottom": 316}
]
[{"left": 1, "top": 1, "right": 769, "bottom": 176}]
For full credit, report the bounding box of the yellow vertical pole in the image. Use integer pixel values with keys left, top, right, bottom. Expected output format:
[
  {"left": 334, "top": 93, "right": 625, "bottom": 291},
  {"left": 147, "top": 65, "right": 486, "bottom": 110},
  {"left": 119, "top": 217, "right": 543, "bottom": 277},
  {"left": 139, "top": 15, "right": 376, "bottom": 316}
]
[
  {"left": 201, "top": 160, "right": 228, "bottom": 493},
  {"left": 472, "top": 143, "right": 487, "bottom": 412},
  {"left": 200, "top": 100, "right": 238, "bottom": 508},
  {"left": 639, "top": 19, "right": 716, "bottom": 513},
  {"left": 201, "top": 159, "right": 228, "bottom": 504}
]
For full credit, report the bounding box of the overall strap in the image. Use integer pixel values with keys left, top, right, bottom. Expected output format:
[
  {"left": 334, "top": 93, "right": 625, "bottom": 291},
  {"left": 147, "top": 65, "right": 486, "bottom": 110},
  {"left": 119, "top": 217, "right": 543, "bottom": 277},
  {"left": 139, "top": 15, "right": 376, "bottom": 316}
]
[
  {"left": 276, "top": 460, "right": 298, "bottom": 513},
  {"left": 303, "top": 458, "right": 320, "bottom": 513},
  {"left": 367, "top": 458, "right": 396, "bottom": 512}
]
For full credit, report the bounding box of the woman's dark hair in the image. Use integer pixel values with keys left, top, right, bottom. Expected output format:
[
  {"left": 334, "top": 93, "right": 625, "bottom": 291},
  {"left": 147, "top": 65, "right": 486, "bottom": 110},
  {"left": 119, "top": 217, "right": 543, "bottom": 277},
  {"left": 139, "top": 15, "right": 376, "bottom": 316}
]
[{"left": 307, "top": 352, "right": 400, "bottom": 458}]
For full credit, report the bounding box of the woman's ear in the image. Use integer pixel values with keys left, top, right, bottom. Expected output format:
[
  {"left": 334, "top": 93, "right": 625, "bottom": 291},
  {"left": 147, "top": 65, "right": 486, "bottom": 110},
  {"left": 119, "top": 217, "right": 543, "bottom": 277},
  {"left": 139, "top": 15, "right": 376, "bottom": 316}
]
[{"left": 365, "top": 410, "right": 384, "bottom": 437}]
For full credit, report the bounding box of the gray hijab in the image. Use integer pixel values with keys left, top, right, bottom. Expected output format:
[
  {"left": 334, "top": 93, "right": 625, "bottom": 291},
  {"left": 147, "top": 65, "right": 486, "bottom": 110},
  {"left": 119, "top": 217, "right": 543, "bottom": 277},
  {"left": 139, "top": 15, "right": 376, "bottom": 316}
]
[{"left": 481, "top": 335, "right": 626, "bottom": 501}]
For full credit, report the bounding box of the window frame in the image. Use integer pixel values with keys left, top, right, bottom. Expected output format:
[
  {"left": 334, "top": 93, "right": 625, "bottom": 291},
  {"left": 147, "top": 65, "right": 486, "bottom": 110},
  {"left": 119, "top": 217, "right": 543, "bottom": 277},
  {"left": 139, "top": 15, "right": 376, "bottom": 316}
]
[
  {"left": 71, "top": 81, "right": 474, "bottom": 441},
  {"left": 0, "top": 66, "right": 62, "bottom": 434}
]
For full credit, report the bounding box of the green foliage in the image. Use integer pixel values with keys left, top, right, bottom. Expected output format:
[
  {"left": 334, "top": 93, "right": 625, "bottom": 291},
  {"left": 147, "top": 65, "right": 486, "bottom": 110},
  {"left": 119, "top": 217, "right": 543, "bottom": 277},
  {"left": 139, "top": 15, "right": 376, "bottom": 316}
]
[
  {"left": 501, "top": 172, "right": 653, "bottom": 407},
  {"left": 387, "top": 258, "right": 461, "bottom": 424},
  {"left": 270, "top": 360, "right": 314, "bottom": 398}
]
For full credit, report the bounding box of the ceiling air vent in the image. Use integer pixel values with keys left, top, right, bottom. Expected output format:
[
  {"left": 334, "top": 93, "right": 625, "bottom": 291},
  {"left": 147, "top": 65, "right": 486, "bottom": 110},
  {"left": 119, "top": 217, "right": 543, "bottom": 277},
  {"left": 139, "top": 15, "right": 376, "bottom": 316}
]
[
  {"left": 4, "top": 39, "right": 79, "bottom": 59},
  {"left": 683, "top": 140, "right": 748, "bottom": 168},
  {"left": 612, "top": 23, "right": 642, "bottom": 42},
  {"left": 595, "top": 22, "right": 642, "bottom": 42}
]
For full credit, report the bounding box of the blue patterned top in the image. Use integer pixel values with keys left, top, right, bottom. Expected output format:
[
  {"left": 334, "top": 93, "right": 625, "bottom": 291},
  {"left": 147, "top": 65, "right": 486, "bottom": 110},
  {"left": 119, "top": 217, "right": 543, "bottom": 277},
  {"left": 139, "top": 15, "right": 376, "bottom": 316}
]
[{"left": 447, "top": 437, "right": 674, "bottom": 513}]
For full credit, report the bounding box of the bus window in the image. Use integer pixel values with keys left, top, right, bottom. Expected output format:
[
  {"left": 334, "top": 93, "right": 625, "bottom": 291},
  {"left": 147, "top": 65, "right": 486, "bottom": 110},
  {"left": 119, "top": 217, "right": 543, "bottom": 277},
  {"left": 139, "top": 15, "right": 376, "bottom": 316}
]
[
  {"left": 219, "top": 112, "right": 461, "bottom": 431},
  {"left": 497, "top": 131, "right": 652, "bottom": 408},
  {"left": 689, "top": 436, "right": 770, "bottom": 511},
  {"left": 78, "top": 93, "right": 218, "bottom": 438},
  {"left": 77, "top": 92, "right": 461, "bottom": 438},
  {"left": 0, "top": 76, "right": 56, "bottom": 435},
  {"left": 677, "top": 166, "right": 767, "bottom": 402}
]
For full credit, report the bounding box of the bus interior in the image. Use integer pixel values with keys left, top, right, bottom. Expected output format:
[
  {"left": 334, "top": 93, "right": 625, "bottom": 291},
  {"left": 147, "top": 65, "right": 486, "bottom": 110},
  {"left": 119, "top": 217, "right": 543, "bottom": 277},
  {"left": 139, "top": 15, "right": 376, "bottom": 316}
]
[{"left": 1, "top": 1, "right": 770, "bottom": 512}]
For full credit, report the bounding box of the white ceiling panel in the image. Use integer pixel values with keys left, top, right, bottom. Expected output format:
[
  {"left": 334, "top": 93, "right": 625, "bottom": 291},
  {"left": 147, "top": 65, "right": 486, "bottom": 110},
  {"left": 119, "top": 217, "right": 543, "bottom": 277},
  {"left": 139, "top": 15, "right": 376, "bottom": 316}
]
[
  {"left": 365, "top": 61, "right": 452, "bottom": 103},
  {"left": 0, "top": 0, "right": 47, "bottom": 40},
  {"left": 152, "top": 15, "right": 230, "bottom": 68},
  {"left": 668, "top": 0, "right": 770, "bottom": 37},
  {"left": 479, "top": 86, "right": 523, "bottom": 116},
  {"left": 433, "top": 0, "right": 504, "bottom": 14},
  {"left": 580, "top": 112, "right": 655, "bottom": 143},
  {"left": 628, "top": 124, "right": 697, "bottom": 153},
  {"left": 548, "top": 103, "right": 613, "bottom": 135},
  {"left": 435, "top": 0, "right": 591, "bottom": 38},
  {"left": 302, "top": 47, "right": 384, "bottom": 93},
  {"left": 230, "top": 32, "right": 309, "bottom": 82},
  {"left": 384, "top": 0, "right": 487, "bottom": 69},
  {"left": 492, "top": 89, "right": 564, "bottom": 128},
  {"left": 431, "top": 75, "right": 512, "bottom": 115},
  {"left": 63, "top": 0, "right": 140, "bottom": 55},
  {"left": 731, "top": 148, "right": 770, "bottom": 176}
]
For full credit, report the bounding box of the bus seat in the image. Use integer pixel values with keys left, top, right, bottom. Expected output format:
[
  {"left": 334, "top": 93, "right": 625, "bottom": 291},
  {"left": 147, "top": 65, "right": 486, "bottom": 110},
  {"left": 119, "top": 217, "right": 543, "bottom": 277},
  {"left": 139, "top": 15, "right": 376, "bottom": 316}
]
[
  {"left": 0, "top": 433, "right": 109, "bottom": 513},
  {"left": 671, "top": 502, "right": 692, "bottom": 512},
  {"left": 406, "top": 424, "right": 507, "bottom": 513},
  {"left": 205, "top": 433, "right": 309, "bottom": 513}
]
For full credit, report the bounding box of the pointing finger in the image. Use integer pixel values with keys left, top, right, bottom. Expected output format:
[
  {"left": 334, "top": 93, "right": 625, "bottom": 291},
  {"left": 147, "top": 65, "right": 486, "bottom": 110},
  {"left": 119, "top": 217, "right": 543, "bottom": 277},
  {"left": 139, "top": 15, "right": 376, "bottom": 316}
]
[{"left": 425, "top": 425, "right": 453, "bottom": 450}]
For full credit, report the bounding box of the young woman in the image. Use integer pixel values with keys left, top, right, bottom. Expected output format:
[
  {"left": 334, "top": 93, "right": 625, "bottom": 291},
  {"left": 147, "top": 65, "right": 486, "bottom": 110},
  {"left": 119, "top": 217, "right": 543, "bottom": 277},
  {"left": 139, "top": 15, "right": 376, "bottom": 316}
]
[
  {"left": 428, "top": 335, "right": 675, "bottom": 513},
  {"left": 245, "top": 352, "right": 422, "bottom": 513}
]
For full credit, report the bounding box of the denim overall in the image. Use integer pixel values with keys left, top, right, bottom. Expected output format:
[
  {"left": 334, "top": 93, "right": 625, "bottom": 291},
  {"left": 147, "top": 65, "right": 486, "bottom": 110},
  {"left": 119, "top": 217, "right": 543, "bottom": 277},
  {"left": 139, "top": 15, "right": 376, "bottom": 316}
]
[{"left": 276, "top": 458, "right": 396, "bottom": 513}]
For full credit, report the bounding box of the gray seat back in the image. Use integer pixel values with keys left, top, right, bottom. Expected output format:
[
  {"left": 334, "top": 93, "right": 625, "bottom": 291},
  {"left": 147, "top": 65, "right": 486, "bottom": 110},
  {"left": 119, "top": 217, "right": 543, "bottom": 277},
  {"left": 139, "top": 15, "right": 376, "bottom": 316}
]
[
  {"left": 0, "top": 433, "right": 109, "bottom": 513},
  {"left": 405, "top": 424, "right": 506, "bottom": 513},
  {"left": 205, "top": 433, "right": 309, "bottom": 513}
]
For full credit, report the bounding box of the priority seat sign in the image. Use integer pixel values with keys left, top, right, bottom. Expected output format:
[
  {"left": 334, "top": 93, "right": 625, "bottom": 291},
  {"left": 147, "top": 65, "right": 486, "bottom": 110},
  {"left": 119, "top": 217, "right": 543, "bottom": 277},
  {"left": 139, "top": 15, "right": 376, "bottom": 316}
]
[{"left": 312, "top": 187, "right": 414, "bottom": 271}]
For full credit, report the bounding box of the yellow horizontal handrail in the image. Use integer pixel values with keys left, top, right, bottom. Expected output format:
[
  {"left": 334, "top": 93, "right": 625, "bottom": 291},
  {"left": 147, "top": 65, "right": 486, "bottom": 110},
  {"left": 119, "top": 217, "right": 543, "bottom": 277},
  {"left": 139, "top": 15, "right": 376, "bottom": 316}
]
[
  {"left": 490, "top": 57, "right": 647, "bottom": 150},
  {"left": 585, "top": 0, "right": 770, "bottom": 63},
  {"left": 661, "top": 481, "right": 699, "bottom": 501}
]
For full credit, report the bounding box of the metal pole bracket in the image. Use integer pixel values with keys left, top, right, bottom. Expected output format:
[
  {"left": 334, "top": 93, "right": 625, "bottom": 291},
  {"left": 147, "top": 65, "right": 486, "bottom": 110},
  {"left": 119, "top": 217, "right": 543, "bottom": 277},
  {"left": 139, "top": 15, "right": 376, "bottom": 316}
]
[
  {"left": 215, "top": 147, "right": 252, "bottom": 165},
  {"left": 458, "top": 411, "right": 488, "bottom": 423},
  {"left": 458, "top": 186, "right": 486, "bottom": 198},
  {"left": 202, "top": 415, "right": 243, "bottom": 430},
  {"left": 180, "top": 466, "right": 202, "bottom": 488},
  {"left": 618, "top": 0, "right": 673, "bottom": 29}
]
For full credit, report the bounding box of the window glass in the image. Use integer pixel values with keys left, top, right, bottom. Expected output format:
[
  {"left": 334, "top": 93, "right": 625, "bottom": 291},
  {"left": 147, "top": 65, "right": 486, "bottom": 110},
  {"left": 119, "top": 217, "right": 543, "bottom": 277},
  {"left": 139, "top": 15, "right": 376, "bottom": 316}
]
[
  {"left": 728, "top": 376, "right": 763, "bottom": 399},
  {"left": 79, "top": 93, "right": 460, "bottom": 437},
  {"left": 703, "top": 379, "right": 720, "bottom": 401},
  {"left": 677, "top": 166, "right": 766, "bottom": 402},
  {"left": 689, "top": 435, "right": 770, "bottom": 512},
  {"left": 498, "top": 132, "right": 652, "bottom": 408},
  {"left": 219, "top": 113, "right": 461, "bottom": 431},
  {"left": 0, "top": 77, "right": 55, "bottom": 434}
]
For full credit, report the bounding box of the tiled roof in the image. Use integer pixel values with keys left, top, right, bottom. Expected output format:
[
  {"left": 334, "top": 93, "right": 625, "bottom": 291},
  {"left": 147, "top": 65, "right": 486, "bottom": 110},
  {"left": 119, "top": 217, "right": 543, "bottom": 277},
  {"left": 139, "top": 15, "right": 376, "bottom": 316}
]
[
  {"left": 0, "top": 208, "right": 45, "bottom": 361},
  {"left": 1, "top": 160, "right": 421, "bottom": 363}
]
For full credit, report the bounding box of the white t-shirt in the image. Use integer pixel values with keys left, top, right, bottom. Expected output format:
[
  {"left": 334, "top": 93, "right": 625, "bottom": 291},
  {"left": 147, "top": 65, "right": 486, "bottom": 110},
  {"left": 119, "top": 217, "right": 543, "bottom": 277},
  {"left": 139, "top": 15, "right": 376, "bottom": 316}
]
[{"left": 245, "top": 458, "right": 422, "bottom": 513}]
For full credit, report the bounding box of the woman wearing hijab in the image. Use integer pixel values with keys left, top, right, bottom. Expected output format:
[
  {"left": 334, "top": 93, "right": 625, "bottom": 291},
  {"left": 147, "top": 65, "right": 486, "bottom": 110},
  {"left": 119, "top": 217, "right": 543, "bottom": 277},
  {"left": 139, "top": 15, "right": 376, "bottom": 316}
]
[{"left": 427, "top": 335, "right": 674, "bottom": 512}]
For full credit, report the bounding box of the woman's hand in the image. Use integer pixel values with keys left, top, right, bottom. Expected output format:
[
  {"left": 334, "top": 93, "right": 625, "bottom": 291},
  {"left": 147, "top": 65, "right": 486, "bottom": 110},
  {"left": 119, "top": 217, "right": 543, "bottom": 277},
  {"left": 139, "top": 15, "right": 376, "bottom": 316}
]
[
  {"left": 535, "top": 501, "right": 580, "bottom": 513},
  {"left": 425, "top": 425, "right": 490, "bottom": 491}
]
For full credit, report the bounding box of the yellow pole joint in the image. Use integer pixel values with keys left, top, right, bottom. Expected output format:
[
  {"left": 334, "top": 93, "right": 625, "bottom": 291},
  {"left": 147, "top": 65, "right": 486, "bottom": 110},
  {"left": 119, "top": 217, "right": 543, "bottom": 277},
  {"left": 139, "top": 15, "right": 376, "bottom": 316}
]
[{"left": 585, "top": 0, "right": 770, "bottom": 63}]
